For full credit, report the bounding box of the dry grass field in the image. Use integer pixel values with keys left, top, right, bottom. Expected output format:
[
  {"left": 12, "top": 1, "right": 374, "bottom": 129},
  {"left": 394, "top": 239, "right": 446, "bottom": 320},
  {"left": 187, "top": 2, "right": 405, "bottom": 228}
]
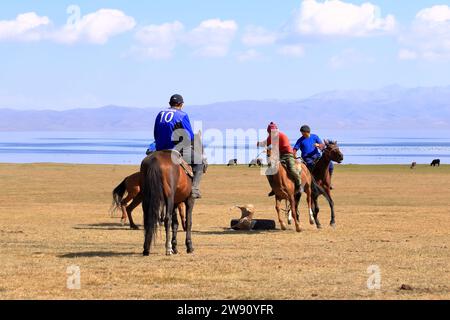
[{"left": 0, "top": 163, "right": 449, "bottom": 300}]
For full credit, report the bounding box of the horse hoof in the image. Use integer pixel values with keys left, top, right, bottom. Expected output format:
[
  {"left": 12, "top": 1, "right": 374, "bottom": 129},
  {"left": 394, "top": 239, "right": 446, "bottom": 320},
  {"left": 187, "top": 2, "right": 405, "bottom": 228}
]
[
  {"left": 166, "top": 250, "right": 173, "bottom": 256},
  {"left": 143, "top": 250, "right": 149, "bottom": 256},
  {"left": 130, "top": 225, "right": 139, "bottom": 230},
  {"left": 172, "top": 248, "right": 178, "bottom": 255},
  {"left": 330, "top": 222, "right": 336, "bottom": 229},
  {"left": 296, "top": 227, "right": 303, "bottom": 233},
  {"left": 280, "top": 225, "right": 287, "bottom": 231},
  {"left": 316, "top": 224, "right": 322, "bottom": 229},
  {"left": 120, "top": 219, "right": 126, "bottom": 226},
  {"left": 309, "top": 219, "right": 315, "bottom": 225},
  {"left": 187, "top": 248, "right": 194, "bottom": 254}
]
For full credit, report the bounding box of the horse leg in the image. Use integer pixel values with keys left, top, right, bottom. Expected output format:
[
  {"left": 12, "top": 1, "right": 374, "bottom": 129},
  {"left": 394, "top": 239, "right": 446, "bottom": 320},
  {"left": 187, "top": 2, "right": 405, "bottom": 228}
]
[
  {"left": 120, "top": 194, "right": 133, "bottom": 226},
  {"left": 325, "top": 187, "right": 336, "bottom": 228},
  {"left": 295, "top": 192, "right": 301, "bottom": 222},
  {"left": 285, "top": 200, "right": 292, "bottom": 225},
  {"left": 313, "top": 195, "right": 322, "bottom": 229},
  {"left": 178, "top": 203, "right": 187, "bottom": 232},
  {"left": 165, "top": 197, "right": 174, "bottom": 256},
  {"left": 290, "top": 195, "right": 302, "bottom": 233},
  {"left": 171, "top": 208, "right": 179, "bottom": 254},
  {"left": 306, "top": 186, "right": 315, "bottom": 225},
  {"left": 185, "top": 196, "right": 195, "bottom": 254},
  {"left": 275, "top": 198, "right": 287, "bottom": 230},
  {"left": 126, "top": 193, "right": 142, "bottom": 230}
]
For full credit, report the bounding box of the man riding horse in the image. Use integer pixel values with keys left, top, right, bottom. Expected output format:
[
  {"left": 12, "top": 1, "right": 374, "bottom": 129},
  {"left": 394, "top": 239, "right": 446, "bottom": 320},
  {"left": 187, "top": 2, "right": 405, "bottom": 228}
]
[
  {"left": 293, "top": 125, "right": 334, "bottom": 188},
  {"left": 153, "top": 94, "right": 204, "bottom": 199},
  {"left": 257, "top": 122, "right": 302, "bottom": 196}
]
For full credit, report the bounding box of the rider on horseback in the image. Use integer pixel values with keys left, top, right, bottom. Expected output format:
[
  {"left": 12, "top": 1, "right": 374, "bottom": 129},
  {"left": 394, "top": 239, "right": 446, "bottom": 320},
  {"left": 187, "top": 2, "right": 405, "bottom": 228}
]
[
  {"left": 293, "top": 125, "right": 334, "bottom": 187},
  {"left": 153, "top": 94, "right": 204, "bottom": 199},
  {"left": 257, "top": 122, "right": 302, "bottom": 195}
]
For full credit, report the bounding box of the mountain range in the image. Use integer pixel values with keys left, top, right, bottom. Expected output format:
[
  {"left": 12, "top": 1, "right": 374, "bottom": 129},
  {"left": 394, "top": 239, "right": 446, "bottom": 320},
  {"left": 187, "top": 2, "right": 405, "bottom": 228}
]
[{"left": 0, "top": 85, "right": 449, "bottom": 132}]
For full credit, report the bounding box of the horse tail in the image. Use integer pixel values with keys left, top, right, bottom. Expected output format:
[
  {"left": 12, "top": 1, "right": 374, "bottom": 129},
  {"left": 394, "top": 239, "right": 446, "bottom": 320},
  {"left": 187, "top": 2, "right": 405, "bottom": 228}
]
[
  {"left": 142, "top": 157, "right": 164, "bottom": 246},
  {"left": 111, "top": 178, "right": 127, "bottom": 213},
  {"left": 311, "top": 175, "right": 333, "bottom": 207}
]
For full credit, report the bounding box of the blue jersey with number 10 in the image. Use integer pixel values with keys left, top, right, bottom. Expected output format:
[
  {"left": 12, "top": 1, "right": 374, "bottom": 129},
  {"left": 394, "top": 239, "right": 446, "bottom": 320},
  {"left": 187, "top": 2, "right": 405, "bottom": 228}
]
[{"left": 153, "top": 108, "right": 194, "bottom": 151}]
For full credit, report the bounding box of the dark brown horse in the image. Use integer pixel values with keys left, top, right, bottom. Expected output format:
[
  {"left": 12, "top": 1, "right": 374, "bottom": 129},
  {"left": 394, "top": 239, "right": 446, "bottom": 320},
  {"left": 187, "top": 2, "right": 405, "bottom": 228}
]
[
  {"left": 140, "top": 151, "right": 195, "bottom": 256},
  {"left": 311, "top": 140, "right": 343, "bottom": 228},
  {"left": 111, "top": 172, "right": 186, "bottom": 230}
]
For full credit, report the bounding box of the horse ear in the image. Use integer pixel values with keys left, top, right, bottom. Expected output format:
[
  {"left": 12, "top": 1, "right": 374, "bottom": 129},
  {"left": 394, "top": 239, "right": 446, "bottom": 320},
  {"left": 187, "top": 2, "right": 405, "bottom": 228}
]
[{"left": 324, "top": 139, "right": 329, "bottom": 145}]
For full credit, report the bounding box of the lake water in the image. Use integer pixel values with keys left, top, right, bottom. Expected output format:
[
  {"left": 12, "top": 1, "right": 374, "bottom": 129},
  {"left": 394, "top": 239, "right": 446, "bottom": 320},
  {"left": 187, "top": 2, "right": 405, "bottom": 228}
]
[{"left": 0, "top": 130, "right": 449, "bottom": 165}]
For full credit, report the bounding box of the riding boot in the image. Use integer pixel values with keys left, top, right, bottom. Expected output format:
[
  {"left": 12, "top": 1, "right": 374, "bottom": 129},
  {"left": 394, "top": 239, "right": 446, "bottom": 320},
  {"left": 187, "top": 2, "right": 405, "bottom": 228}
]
[
  {"left": 191, "top": 164, "right": 204, "bottom": 199},
  {"left": 282, "top": 153, "right": 303, "bottom": 195}
]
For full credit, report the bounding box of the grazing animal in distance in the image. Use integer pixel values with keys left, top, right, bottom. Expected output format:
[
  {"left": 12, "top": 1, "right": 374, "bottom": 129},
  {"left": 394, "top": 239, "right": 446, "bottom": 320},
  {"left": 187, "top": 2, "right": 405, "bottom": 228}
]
[
  {"left": 227, "top": 159, "right": 238, "bottom": 166},
  {"left": 249, "top": 158, "right": 263, "bottom": 167},
  {"left": 431, "top": 159, "right": 440, "bottom": 167},
  {"left": 410, "top": 162, "right": 417, "bottom": 169}
]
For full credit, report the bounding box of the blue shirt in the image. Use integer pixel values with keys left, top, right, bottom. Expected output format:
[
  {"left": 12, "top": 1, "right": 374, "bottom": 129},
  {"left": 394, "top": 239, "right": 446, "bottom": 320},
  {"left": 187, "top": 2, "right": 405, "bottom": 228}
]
[
  {"left": 294, "top": 134, "right": 323, "bottom": 160},
  {"left": 148, "top": 142, "right": 156, "bottom": 152},
  {"left": 154, "top": 108, "right": 194, "bottom": 151}
]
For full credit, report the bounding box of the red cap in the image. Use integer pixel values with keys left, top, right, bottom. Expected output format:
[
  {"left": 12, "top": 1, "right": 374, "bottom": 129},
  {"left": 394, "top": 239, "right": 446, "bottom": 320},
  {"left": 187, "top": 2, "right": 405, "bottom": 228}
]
[{"left": 267, "top": 122, "right": 278, "bottom": 133}]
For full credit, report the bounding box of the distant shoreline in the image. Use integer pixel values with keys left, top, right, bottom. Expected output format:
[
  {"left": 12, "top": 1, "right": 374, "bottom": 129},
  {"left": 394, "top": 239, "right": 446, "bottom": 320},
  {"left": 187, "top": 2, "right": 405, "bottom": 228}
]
[{"left": 0, "top": 162, "right": 446, "bottom": 167}]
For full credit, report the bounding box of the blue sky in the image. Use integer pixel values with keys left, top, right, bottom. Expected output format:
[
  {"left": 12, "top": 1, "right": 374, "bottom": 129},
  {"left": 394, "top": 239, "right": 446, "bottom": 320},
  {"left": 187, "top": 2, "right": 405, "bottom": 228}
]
[{"left": 0, "top": 0, "right": 449, "bottom": 110}]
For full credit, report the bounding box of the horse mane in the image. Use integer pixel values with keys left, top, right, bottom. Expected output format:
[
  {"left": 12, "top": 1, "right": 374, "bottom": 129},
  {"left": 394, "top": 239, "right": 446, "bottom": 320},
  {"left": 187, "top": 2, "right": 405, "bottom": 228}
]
[
  {"left": 313, "top": 150, "right": 331, "bottom": 180},
  {"left": 325, "top": 139, "right": 337, "bottom": 146}
]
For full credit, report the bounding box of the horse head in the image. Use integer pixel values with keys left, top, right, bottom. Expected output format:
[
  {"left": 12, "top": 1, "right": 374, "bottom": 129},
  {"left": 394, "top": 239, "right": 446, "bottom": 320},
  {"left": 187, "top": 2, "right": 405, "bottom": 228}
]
[{"left": 324, "top": 140, "right": 344, "bottom": 163}]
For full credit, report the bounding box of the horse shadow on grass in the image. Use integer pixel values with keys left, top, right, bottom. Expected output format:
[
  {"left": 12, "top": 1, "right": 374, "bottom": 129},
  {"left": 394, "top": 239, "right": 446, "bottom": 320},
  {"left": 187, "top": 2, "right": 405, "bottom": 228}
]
[
  {"left": 73, "top": 223, "right": 142, "bottom": 231},
  {"left": 193, "top": 228, "right": 282, "bottom": 236},
  {"left": 58, "top": 251, "right": 138, "bottom": 258}
]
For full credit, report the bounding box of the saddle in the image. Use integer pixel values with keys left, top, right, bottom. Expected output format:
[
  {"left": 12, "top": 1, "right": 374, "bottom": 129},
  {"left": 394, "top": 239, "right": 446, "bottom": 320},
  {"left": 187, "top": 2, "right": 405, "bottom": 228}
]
[
  {"left": 165, "top": 150, "right": 194, "bottom": 179},
  {"left": 279, "top": 157, "right": 304, "bottom": 170}
]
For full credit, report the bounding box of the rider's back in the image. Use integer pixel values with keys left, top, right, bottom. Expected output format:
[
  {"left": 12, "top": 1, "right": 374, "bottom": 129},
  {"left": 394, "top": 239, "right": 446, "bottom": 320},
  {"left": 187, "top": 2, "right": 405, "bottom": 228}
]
[{"left": 154, "top": 108, "right": 194, "bottom": 151}]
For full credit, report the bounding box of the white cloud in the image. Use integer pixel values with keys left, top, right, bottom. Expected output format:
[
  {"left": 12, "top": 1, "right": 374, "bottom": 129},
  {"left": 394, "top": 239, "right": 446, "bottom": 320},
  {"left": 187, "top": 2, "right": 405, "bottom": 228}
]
[
  {"left": 399, "top": 5, "right": 450, "bottom": 60},
  {"left": 416, "top": 5, "right": 450, "bottom": 23},
  {"left": 242, "top": 26, "right": 277, "bottom": 46},
  {"left": 237, "top": 49, "right": 263, "bottom": 62},
  {"left": 277, "top": 44, "right": 304, "bottom": 57},
  {"left": 53, "top": 9, "right": 136, "bottom": 44},
  {"left": 329, "top": 49, "right": 374, "bottom": 69},
  {"left": 0, "top": 9, "right": 135, "bottom": 45},
  {"left": 398, "top": 49, "right": 417, "bottom": 61},
  {"left": 295, "top": 0, "right": 396, "bottom": 37},
  {"left": 0, "top": 12, "right": 50, "bottom": 41},
  {"left": 134, "top": 21, "right": 184, "bottom": 59},
  {"left": 188, "top": 19, "right": 238, "bottom": 57}
]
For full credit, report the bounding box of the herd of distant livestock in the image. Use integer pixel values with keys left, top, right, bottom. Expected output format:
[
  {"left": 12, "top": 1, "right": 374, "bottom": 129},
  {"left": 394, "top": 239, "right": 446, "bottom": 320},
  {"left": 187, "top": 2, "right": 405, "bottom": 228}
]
[
  {"left": 410, "top": 159, "right": 441, "bottom": 169},
  {"left": 227, "top": 157, "right": 443, "bottom": 168}
]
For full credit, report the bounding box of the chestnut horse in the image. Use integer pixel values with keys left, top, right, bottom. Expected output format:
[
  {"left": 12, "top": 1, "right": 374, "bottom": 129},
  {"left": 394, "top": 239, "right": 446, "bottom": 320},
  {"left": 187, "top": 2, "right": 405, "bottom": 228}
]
[
  {"left": 266, "top": 153, "right": 317, "bottom": 232},
  {"left": 310, "top": 140, "right": 343, "bottom": 228},
  {"left": 111, "top": 172, "right": 186, "bottom": 231},
  {"left": 141, "top": 150, "right": 195, "bottom": 256}
]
